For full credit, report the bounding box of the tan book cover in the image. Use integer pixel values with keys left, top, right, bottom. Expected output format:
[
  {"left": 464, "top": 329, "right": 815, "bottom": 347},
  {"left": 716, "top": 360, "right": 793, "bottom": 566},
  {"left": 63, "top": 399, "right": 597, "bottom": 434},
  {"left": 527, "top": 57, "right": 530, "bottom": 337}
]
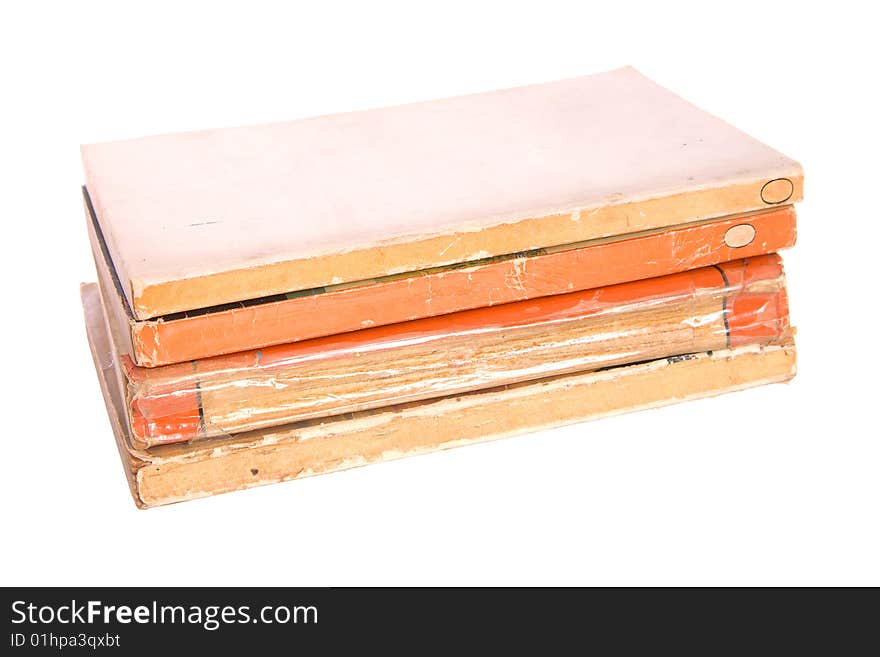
[
  {"left": 82, "top": 67, "right": 803, "bottom": 320},
  {"left": 82, "top": 284, "right": 797, "bottom": 509}
]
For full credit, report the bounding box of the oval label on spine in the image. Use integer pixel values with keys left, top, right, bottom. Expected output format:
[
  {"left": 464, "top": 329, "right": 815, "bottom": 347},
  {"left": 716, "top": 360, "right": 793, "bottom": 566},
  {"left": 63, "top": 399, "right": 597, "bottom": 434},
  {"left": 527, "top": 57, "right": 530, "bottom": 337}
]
[
  {"left": 761, "top": 178, "right": 794, "bottom": 204},
  {"left": 724, "top": 224, "right": 756, "bottom": 248}
]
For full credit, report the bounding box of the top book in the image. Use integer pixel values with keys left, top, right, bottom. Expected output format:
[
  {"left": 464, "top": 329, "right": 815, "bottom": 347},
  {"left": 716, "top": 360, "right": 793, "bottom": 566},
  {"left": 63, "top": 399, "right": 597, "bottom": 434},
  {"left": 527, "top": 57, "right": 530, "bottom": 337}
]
[{"left": 82, "top": 66, "right": 802, "bottom": 320}]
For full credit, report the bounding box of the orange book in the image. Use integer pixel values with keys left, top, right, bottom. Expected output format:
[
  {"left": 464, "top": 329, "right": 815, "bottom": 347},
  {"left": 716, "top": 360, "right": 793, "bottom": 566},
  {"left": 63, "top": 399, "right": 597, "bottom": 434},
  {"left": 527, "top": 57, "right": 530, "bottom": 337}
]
[
  {"left": 87, "top": 188, "right": 796, "bottom": 367},
  {"left": 114, "top": 255, "right": 791, "bottom": 448}
]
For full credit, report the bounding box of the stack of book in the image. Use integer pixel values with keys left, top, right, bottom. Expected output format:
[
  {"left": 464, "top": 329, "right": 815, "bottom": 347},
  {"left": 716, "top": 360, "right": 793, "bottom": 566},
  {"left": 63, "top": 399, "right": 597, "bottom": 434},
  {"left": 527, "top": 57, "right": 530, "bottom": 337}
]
[{"left": 81, "top": 67, "right": 802, "bottom": 508}]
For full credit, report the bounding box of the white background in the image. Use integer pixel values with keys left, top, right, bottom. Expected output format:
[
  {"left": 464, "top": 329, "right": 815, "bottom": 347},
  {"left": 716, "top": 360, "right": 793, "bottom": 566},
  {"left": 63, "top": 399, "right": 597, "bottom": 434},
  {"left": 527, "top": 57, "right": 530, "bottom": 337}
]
[{"left": 1, "top": 1, "right": 877, "bottom": 586}]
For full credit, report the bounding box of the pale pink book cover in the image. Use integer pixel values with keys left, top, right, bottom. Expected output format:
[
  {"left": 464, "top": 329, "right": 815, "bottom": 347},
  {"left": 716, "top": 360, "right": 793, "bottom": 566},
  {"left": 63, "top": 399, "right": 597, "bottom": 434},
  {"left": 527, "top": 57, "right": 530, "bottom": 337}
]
[{"left": 82, "top": 67, "right": 802, "bottom": 318}]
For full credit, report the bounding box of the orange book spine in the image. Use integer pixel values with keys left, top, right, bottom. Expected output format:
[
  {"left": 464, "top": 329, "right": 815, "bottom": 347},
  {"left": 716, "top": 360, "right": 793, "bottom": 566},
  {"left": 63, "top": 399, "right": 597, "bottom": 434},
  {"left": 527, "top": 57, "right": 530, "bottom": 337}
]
[
  {"left": 128, "top": 206, "right": 796, "bottom": 366},
  {"left": 121, "top": 255, "right": 790, "bottom": 448}
]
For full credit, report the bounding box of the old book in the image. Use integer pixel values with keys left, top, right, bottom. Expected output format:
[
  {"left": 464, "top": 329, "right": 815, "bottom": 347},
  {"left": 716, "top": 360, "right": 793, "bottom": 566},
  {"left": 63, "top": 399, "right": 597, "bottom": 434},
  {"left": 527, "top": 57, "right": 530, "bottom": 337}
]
[
  {"left": 100, "top": 254, "right": 789, "bottom": 448},
  {"left": 82, "top": 66, "right": 803, "bottom": 320},
  {"left": 86, "top": 186, "right": 796, "bottom": 367},
  {"left": 82, "top": 283, "right": 797, "bottom": 508}
]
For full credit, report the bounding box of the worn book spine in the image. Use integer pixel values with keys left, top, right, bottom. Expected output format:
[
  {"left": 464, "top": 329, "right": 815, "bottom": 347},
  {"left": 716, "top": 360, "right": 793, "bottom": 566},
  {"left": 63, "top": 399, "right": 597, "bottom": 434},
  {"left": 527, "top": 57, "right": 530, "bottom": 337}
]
[
  {"left": 85, "top": 188, "right": 796, "bottom": 367},
  {"left": 82, "top": 282, "right": 796, "bottom": 508},
  {"left": 115, "top": 255, "right": 790, "bottom": 448}
]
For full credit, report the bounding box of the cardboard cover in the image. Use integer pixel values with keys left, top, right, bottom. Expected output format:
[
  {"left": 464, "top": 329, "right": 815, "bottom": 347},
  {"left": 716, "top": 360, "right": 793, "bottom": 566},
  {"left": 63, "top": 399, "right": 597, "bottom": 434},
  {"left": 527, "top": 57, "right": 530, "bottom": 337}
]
[{"left": 82, "top": 67, "right": 803, "bottom": 319}]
